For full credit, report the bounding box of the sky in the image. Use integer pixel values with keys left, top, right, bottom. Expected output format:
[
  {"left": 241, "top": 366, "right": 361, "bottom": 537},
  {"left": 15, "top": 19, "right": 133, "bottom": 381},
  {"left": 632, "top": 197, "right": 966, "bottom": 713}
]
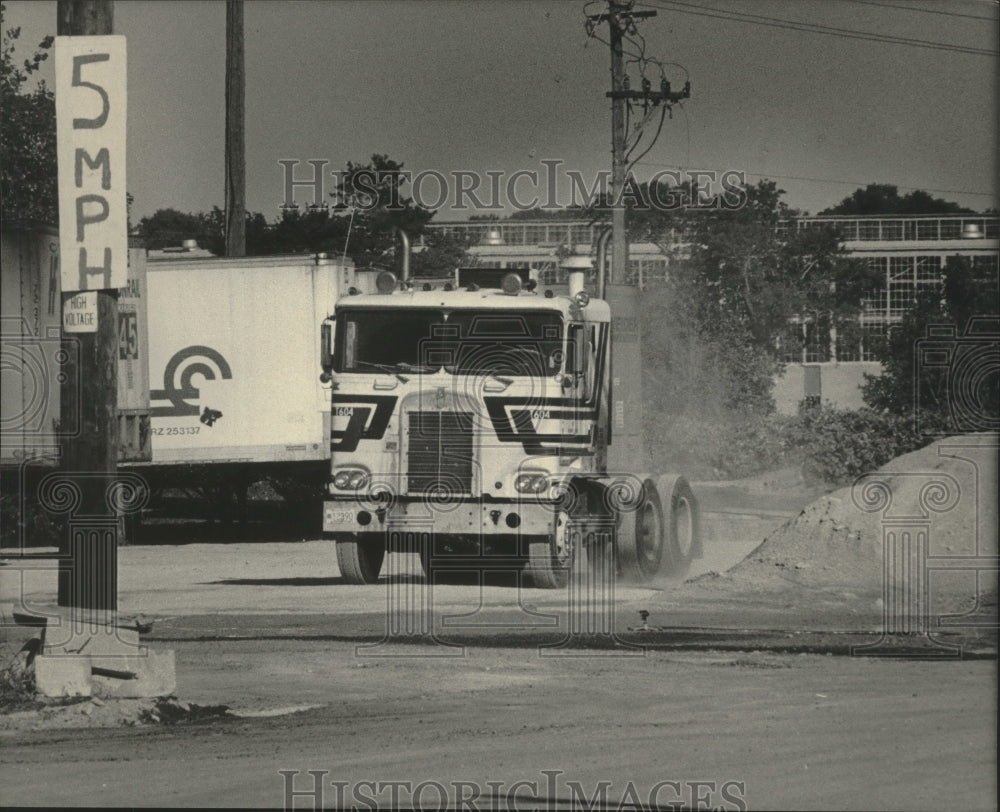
[{"left": 5, "top": 0, "right": 998, "bottom": 222}]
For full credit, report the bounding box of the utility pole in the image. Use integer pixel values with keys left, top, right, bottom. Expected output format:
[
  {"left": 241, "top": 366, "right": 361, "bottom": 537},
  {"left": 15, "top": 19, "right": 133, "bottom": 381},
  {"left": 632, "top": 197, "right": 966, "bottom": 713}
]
[
  {"left": 56, "top": 0, "right": 118, "bottom": 616},
  {"left": 587, "top": 2, "right": 689, "bottom": 284},
  {"left": 607, "top": 1, "right": 635, "bottom": 285},
  {"left": 225, "top": 0, "right": 246, "bottom": 256}
]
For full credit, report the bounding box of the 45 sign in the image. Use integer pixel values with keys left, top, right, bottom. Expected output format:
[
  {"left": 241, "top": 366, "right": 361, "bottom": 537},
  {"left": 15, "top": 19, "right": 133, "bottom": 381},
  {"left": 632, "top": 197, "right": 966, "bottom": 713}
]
[
  {"left": 118, "top": 310, "right": 138, "bottom": 360},
  {"left": 115, "top": 246, "right": 150, "bottom": 415}
]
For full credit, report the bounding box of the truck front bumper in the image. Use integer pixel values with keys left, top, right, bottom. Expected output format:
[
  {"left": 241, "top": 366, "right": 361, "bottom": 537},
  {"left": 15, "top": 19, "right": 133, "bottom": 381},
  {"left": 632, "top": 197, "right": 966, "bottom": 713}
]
[{"left": 323, "top": 498, "right": 559, "bottom": 536}]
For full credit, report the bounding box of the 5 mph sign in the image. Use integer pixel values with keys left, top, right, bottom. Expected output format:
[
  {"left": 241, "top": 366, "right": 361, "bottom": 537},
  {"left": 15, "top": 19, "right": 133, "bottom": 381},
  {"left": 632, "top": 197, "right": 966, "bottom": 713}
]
[{"left": 55, "top": 35, "right": 127, "bottom": 295}]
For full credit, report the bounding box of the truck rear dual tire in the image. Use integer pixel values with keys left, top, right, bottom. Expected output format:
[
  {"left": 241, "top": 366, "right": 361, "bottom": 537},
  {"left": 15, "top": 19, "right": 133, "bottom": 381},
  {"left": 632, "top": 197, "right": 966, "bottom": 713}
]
[
  {"left": 658, "top": 473, "right": 700, "bottom": 577},
  {"left": 616, "top": 475, "right": 699, "bottom": 582},
  {"left": 616, "top": 477, "right": 665, "bottom": 582},
  {"left": 336, "top": 535, "right": 385, "bottom": 584}
]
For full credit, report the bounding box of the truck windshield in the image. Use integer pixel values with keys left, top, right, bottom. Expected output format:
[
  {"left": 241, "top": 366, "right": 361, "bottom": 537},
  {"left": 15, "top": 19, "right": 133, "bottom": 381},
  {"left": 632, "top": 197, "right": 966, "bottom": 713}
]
[{"left": 334, "top": 308, "right": 565, "bottom": 377}]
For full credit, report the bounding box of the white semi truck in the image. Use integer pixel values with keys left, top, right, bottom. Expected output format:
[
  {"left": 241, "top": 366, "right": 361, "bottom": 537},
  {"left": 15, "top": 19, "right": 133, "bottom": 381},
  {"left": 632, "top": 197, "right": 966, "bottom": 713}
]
[{"left": 321, "top": 239, "right": 701, "bottom": 587}]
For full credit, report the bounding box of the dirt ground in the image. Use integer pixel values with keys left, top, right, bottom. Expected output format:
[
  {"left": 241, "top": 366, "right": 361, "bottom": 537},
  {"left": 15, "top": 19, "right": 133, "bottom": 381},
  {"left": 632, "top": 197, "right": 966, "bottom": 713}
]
[{"left": 1, "top": 440, "right": 996, "bottom": 810}]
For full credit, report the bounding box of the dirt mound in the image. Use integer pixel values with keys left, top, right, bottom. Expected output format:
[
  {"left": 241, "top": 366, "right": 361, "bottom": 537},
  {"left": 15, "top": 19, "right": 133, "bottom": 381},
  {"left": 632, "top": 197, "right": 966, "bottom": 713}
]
[{"left": 714, "top": 434, "right": 997, "bottom": 613}]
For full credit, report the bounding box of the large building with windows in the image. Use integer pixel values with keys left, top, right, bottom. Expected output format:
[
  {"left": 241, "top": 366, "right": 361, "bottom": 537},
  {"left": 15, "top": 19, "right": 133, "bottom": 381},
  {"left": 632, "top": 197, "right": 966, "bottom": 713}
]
[{"left": 423, "top": 214, "right": 998, "bottom": 413}]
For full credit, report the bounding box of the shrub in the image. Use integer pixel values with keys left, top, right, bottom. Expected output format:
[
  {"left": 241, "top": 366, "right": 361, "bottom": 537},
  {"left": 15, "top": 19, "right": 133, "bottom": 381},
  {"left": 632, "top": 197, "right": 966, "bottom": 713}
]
[
  {"left": 787, "top": 406, "right": 932, "bottom": 485},
  {"left": 648, "top": 404, "right": 940, "bottom": 486},
  {"left": 0, "top": 650, "right": 37, "bottom": 711}
]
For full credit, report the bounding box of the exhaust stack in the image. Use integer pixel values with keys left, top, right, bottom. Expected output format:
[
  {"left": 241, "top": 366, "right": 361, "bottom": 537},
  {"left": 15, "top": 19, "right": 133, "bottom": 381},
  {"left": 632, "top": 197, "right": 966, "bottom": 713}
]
[
  {"left": 596, "top": 226, "right": 612, "bottom": 300},
  {"left": 394, "top": 227, "right": 411, "bottom": 282}
]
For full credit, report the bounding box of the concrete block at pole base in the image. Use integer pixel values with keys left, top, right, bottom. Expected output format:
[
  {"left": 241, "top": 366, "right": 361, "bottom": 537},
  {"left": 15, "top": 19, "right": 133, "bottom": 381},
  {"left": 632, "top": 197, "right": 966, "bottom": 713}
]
[
  {"left": 33, "top": 655, "right": 92, "bottom": 698},
  {"left": 90, "top": 649, "right": 176, "bottom": 699},
  {"left": 43, "top": 625, "right": 145, "bottom": 657}
]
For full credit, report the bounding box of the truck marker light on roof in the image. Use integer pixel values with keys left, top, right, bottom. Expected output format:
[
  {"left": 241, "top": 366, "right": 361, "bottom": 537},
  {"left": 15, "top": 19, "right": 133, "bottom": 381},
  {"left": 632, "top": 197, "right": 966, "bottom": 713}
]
[
  {"left": 375, "top": 271, "right": 397, "bottom": 294},
  {"left": 501, "top": 273, "right": 522, "bottom": 295}
]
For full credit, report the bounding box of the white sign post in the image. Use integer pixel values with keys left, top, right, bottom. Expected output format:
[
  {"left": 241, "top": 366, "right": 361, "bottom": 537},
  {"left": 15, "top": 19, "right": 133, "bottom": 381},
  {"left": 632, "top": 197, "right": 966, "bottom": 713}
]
[{"left": 55, "top": 35, "right": 127, "bottom": 293}]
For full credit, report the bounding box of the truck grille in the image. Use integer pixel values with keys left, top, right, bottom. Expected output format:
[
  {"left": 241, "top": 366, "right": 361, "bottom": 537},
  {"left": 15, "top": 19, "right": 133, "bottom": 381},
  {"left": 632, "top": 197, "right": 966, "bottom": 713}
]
[{"left": 407, "top": 411, "right": 474, "bottom": 496}]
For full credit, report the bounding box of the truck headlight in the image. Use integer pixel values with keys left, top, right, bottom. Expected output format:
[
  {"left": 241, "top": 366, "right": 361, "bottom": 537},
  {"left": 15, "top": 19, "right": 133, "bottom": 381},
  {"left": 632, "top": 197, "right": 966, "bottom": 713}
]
[
  {"left": 515, "top": 472, "right": 549, "bottom": 494},
  {"left": 331, "top": 467, "right": 370, "bottom": 491}
]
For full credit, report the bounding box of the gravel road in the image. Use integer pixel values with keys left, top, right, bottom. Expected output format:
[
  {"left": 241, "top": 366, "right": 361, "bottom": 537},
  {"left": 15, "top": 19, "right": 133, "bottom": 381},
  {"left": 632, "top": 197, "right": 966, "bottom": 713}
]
[{"left": 2, "top": 479, "right": 995, "bottom": 810}]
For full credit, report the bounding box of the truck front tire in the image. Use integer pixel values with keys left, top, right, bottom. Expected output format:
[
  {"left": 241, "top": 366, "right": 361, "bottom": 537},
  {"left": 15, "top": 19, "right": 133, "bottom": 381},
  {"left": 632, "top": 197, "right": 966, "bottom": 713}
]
[
  {"left": 336, "top": 534, "right": 385, "bottom": 584},
  {"left": 526, "top": 538, "right": 571, "bottom": 589}
]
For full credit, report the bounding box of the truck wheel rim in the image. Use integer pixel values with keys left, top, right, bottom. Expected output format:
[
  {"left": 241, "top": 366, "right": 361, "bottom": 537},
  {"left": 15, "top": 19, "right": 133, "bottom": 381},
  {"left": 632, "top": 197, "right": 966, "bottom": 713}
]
[{"left": 554, "top": 512, "right": 572, "bottom": 567}]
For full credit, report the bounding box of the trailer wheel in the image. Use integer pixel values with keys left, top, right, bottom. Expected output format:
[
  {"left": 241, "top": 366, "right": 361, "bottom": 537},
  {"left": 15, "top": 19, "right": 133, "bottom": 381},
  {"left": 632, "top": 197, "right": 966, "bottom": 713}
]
[
  {"left": 657, "top": 474, "right": 700, "bottom": 578},
  {"left": 336, "top": 535, "right": 385, "bottom": 584},
  {"left": 616, "top": 478, "right": 664, "bottom": 582}
]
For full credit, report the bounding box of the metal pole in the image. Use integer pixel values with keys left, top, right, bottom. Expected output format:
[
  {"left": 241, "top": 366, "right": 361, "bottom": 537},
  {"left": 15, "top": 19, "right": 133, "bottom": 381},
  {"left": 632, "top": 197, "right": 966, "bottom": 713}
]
[{"left": 608, "top": 1, "right": 628, "bottom": 286}]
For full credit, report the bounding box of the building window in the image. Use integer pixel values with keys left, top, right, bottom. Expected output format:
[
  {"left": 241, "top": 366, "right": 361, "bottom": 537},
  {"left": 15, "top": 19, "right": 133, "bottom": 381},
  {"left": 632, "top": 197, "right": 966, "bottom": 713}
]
[
  {"left": 888, "top": 256, "right": 915, "bottom": 315},
  {"left": 835, "top": 320, "right": 863, "bottom": 362},
  {"left": 859, "top": 221, "right": 880, "bottom": 240},
  {"left": 914, "top": 256, "right": 943, "bottom": 301},
  {"left": 860, "top": 321, "right": 889, "bottom": 362},
  {"left": 803, "top": 316, "right": 832, "bottom": 362},
  {"left": 916, "top": 220, "right": 939, "bottom": 240},
  {"left": 939, "top": 220, "right": 961, "bottom": 240},
  {"left": 569, "top": 225, "right": 592, "bottom": 247},
  {"left": 538, "top": 266, "right": 561, "bottom": 285},
  {"left": 836, "top": 220, "right": 858, "bottom": 241},
  {"left": 881, "top": 220, "right": 903, "bottom": 241},
  {"left": 779, "top": 318, "right": 832, "bottom": 363},
  {"left": 522, "top": 225, "right": 544, "bottom": 246},
  {"left": 972, "top": 255, "right": 1000, "bottom": 302}
]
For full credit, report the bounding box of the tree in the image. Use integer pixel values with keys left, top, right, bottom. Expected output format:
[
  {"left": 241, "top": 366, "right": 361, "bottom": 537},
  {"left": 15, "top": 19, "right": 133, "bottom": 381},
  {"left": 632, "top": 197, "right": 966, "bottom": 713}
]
[
  {"left": 640, "top": 179, "right": 878, "bottom": 415},
  {"left": 1, "top": 7, "right": 56, "bottom": 223},
  {"left": 862, "top": 254, "right": 999, "bottom": 431},
  {"left": 821, "top": 184, "right": 973, "bottom": 215},
  {"left": 410, "top": 228, "right": 477, "bottom": 278},
  {"left": 331, "top": 154, "right": 434, "bottom": 272},
  {"left": 137, "top": 208, "right": 207, "bottom": 249},
  {"left": 136, "top": 155, "right": 472, "bottom": 271},
  {"left": 260, "top": 207, "right": 346, "bottom": 255}
]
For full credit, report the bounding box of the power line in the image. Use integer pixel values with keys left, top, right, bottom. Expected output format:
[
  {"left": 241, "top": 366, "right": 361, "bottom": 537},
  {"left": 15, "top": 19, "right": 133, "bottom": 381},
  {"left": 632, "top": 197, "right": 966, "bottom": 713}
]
[
  {"left": 636, "top": 0, "right": 997, "bottom": 56},
  {"left": 632, "top": 160, "right": 997, "bottom": 198},
  {"left": 840, "top": 0, "right": 997, "bottom": 23}
]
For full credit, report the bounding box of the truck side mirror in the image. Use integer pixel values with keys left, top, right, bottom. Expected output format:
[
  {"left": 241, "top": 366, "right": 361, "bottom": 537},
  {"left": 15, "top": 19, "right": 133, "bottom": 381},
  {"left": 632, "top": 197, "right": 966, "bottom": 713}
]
[{"left": 320, "top": 319, "right": 334, "bottom": 380}]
